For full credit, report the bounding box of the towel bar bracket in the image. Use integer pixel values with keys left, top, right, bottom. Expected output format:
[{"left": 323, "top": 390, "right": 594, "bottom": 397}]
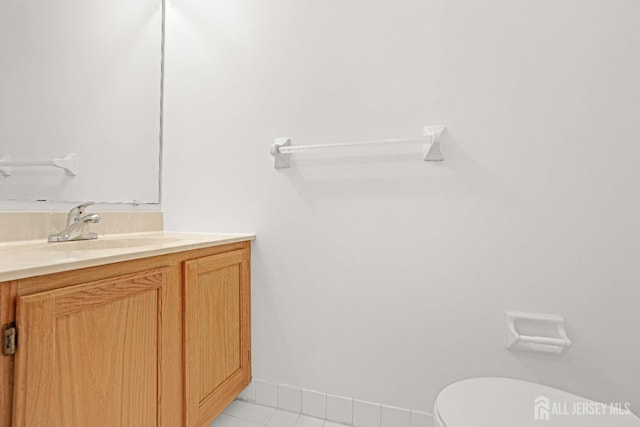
[
  {"left": 423, "top": 125, "right": 445, "bottom": 161},
  {"left": 271, "top": 138, "right": 292, "bottom": 170}
]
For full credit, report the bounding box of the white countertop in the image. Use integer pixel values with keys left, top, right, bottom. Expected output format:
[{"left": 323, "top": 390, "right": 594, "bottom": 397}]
[{"left": 0, "top": 231, "right": 255, "bottom": 282}]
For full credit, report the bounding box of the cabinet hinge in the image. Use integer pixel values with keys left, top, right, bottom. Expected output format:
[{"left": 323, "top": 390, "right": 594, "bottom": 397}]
[{"left": 2, "top": 323, "right": 16, "bottom": 356}]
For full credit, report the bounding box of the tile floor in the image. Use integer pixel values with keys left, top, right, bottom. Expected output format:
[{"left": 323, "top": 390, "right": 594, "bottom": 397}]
[{"left": 210, "top": 400, "right": 352, "bottom": 427}]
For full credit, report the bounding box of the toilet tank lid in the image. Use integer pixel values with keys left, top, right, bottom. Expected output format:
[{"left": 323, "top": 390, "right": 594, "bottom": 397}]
[{"left": 434, "top": 377, "right": 640, "bottom": 427}]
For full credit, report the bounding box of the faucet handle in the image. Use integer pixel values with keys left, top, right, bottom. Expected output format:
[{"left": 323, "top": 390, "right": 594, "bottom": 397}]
[{"left": 67, "top": 202, "right": 95, "bottom": 225}]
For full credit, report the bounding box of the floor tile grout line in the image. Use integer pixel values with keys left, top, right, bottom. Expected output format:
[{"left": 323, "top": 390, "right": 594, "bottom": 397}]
[{"left": 226, "top": 404, "right": 309, "bottom": 427}]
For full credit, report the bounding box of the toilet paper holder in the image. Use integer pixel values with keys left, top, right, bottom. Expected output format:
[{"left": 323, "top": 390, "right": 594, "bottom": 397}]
[{"left": 505, "top": 311, "right": 572, "bottom": 355}]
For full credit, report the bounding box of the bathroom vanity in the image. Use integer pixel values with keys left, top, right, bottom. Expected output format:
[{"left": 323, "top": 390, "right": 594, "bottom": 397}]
[{"left": 0, "top": 232, "right": 253, "bottom": 427}]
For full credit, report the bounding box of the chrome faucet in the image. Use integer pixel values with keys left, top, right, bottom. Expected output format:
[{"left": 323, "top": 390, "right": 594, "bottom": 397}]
[{"left": 48, "top": 202, "right": 101, "bottom": 242}]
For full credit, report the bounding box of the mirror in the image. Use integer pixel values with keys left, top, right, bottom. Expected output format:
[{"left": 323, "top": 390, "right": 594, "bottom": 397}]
[{"left": 0, "top": 0, "right": 163, "bottom": 205}]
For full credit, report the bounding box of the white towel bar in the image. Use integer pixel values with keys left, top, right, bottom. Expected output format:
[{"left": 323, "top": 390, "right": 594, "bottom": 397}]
[
  {"left": 0, "top": 153, "right": 77, "bottom": 177},
  {"left": 271, "top": 125, "right": 445, "bottom": 169}
]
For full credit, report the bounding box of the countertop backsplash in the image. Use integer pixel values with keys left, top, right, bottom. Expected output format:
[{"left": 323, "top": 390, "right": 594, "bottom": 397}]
[{"left": 0, "top": 211, "right": 163, "bottom": 242}]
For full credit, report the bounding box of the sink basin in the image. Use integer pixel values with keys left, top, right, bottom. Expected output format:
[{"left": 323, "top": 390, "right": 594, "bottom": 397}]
[{"left": 42, "top": 237, "right": 183, "bottom": 251}]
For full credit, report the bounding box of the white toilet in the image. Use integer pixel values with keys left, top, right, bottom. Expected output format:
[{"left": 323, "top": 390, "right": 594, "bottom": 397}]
[{"left": 434, "top": 377, "right": 640, "bottom": 427}]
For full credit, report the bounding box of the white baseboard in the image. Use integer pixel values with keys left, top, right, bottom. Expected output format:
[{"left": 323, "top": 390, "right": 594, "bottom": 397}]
[{"left": 235, "top": 378, "right": 434, "bottom": 427}]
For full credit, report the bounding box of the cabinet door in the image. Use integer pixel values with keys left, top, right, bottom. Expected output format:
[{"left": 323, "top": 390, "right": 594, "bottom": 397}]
[
  {"left": 12, "top": 268, "right": 170, "bottom": 427},
  {"left": 184, "top": 248, "right": 251, "bottom": 427}
]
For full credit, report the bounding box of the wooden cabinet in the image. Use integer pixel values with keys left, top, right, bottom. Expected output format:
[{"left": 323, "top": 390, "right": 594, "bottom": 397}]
[
  {"left": 0, "top": 241, "right": 251, "bottom": 427},
  {"left": 13, "top": 269, "right": 171, "bottom": 426},
  {"left": 184, "top": 249, "right": 251, "bottom": 426}
]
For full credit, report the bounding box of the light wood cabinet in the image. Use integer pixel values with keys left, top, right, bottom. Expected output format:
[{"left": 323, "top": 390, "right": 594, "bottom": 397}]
[
  {"left": 184, "top": 249, "right": 251, "bottom": 426},
  {"left": 0, "top": 241, "right": 251, "bottom": 427},
  {"left": 13, "top": 269, "right": 170, "bottom": 426}
]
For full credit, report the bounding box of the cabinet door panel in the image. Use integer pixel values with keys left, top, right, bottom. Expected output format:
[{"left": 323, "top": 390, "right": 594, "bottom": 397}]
[
  {"left": 198, "top": 264, "right": 241, "bottom": 398},
  {"left": 12, "top": 269, "right": 168, "bottom": 427},
  {"left": 185, "top": 249, "right": 251, "bottom": 426}
]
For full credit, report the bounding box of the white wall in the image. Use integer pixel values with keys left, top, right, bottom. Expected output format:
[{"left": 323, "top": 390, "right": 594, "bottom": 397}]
[{"left": 163, "top": 0, "right": 640, "bottom": 412}]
